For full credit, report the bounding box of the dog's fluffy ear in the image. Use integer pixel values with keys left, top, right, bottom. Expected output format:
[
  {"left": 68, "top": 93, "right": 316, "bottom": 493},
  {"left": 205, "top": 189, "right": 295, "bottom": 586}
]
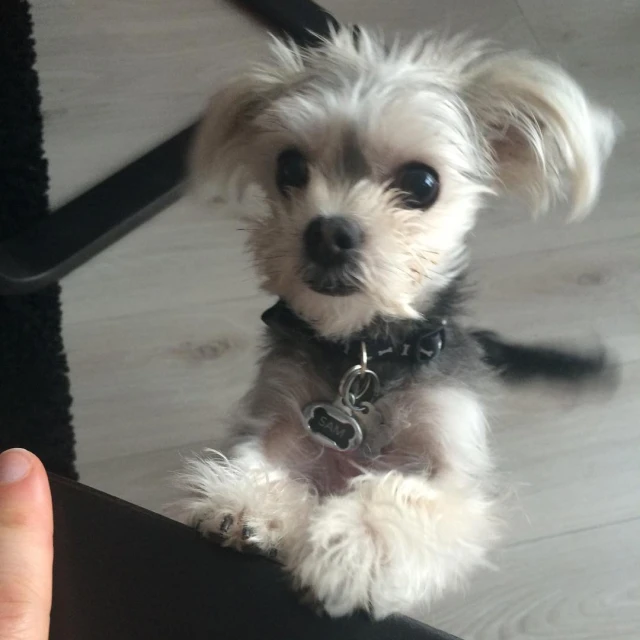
[
  {"left": 190, "top": 38, "right": 305, "bottom": 199},
  {"left": 464, "top": 54, "right": 618, "bottom": 218},
  {"left": 189, "top": 74, "right": 275, "bottom": 198}
]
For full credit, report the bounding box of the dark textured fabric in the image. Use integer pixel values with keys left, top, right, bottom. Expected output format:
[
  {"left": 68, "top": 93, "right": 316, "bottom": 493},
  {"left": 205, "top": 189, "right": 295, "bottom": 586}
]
[{"left": 0, "top": 0, "right": 77, "bottom": 478}]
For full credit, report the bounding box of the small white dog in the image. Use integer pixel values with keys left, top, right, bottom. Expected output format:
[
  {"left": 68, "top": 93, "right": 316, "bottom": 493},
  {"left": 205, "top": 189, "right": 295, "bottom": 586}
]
[{"left": 175, "top": 28, "right": 616, "bottom": 619}]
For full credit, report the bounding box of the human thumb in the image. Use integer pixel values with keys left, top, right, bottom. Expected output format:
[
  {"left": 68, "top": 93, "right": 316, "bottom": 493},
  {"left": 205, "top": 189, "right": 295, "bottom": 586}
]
[{"left": 0, "top": 449, "right": 53, "bottom": 640}]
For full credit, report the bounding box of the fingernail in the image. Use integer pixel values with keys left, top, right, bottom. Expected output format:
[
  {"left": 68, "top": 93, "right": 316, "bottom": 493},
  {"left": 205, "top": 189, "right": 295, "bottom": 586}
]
[{"left": 0, "top": 449, "right": 32, "bottom": 485}]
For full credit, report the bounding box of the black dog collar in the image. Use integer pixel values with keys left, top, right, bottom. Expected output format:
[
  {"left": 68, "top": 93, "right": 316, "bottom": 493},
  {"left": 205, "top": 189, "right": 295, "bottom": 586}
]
[{"left": 261, "top": 299, "right": 446, "bottom": 367}]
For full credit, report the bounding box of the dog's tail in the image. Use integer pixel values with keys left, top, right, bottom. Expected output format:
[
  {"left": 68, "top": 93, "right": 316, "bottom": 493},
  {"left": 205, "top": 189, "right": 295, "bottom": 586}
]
[{"left": 473, "top": 330, "right": 618, "bottom": 388}]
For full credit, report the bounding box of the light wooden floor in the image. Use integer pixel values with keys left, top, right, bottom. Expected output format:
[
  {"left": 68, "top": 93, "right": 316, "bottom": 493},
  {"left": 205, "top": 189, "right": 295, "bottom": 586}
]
[{"left": 32, "top": 0, "right": 640, "bottom": 637}]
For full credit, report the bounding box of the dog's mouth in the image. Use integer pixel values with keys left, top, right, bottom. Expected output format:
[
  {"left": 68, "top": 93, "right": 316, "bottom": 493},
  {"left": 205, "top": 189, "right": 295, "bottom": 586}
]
[
  {"left": 302, "top": 267, "right": 361, "bottom": 297},
  {"left": 307, "top": 277, "right": 360, "bottom": 297}
]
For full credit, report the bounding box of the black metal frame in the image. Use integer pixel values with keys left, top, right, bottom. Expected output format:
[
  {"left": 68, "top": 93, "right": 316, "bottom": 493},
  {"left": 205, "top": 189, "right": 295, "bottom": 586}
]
[
  {"left": 0, "top": 126, "right": 194, "bottom": 294},
  {"left": 0, "top": 0, "right": 339, "bottom": 294}
]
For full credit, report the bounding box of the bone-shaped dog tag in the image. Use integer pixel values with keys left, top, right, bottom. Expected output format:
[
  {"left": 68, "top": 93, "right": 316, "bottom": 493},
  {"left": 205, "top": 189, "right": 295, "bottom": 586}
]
[{"left": 302, "top": 402, "right": 363, "bottom": 452}]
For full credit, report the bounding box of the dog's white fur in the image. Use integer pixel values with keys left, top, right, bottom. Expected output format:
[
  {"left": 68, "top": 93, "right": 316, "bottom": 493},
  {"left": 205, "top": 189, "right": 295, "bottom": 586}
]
[{"left": 175, "top": 28, "right": 616, "bottom": 618}]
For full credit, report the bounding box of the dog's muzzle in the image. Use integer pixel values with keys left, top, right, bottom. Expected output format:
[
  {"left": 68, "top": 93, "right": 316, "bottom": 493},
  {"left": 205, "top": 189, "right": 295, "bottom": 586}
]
[{"left": 302, "top": 215, "right": 363, "bottom": 296}]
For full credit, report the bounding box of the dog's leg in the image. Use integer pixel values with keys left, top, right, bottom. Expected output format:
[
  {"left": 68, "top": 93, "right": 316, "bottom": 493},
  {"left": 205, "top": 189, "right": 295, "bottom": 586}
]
[
  {"left": 287, "top": 470, "right": 496, "bottom": 619},
  {"left": 174, "top": 441, "right": 316, "bottom": 560}
]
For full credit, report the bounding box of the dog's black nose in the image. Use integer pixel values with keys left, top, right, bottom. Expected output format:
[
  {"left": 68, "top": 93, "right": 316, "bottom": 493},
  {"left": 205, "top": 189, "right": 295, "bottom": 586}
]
[{"left": 303, "top": 216, "right": 363, "bottom": 267}]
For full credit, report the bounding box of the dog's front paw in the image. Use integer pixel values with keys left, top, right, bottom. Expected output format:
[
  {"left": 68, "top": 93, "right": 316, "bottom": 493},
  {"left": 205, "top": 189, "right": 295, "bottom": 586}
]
[
  {"left": 287, "top": 489, "right": 395, "bottom": 618},
  {"left": 173, "top": 455, "right": 313, "bottom": 560},
  {"left": 288, "top": 473, "right": 496, "bottom": 619}
]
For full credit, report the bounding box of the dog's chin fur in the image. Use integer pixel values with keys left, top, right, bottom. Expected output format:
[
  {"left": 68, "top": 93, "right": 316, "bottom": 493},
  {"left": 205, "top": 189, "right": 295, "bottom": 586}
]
[
  {"left": 176, "top": 27, "right": 617, "bottom": 618},
  {"left": 277, "top": 256, "right": 462, "bottom": 339}
]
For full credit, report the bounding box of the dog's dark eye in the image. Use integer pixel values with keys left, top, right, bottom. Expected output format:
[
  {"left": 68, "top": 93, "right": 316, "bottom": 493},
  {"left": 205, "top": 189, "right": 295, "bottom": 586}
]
[
  {"left": 393, "top": 162, "right": 440, "bottom": 209},
  {"left": 276, "top": 148, "right": 309, "bottom": 195}
]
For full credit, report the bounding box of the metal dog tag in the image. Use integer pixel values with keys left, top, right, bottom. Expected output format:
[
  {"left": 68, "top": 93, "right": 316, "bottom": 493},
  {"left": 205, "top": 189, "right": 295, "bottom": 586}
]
[
  {"left": 302, "top": 345, "right": 383, "bottom": 453},
  {"left": 303, "top": 402, "right": 363, "bottom": 452}
]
